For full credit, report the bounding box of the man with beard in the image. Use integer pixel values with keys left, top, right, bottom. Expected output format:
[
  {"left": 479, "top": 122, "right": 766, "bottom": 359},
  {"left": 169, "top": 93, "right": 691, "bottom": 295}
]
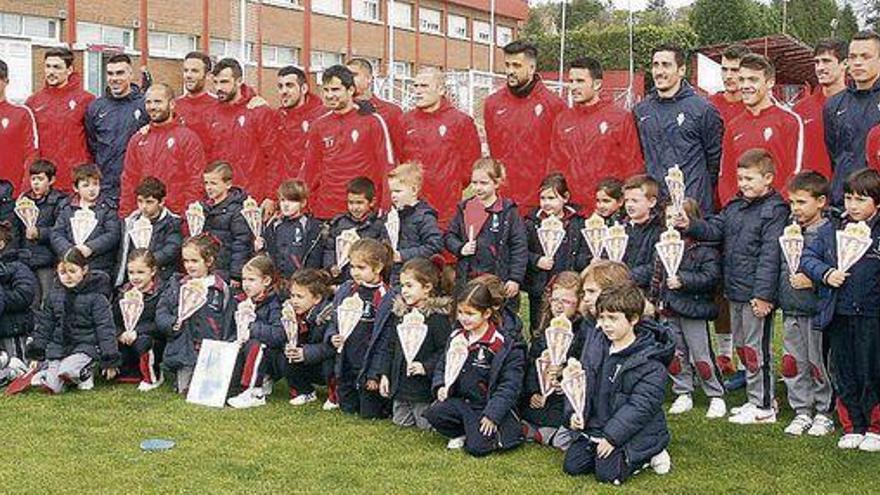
[
  {"left": 26, "top": 47, "right": 95, "bottom": 192},
  {"left": 85, "top": 53, "right": 149, "bottom": 200},
  {"left": 0, "top": 58, "right": 38, "bottom": 194},
  {"left": 547, "top": 57, "right": 643, "bottom": 210},
  {"left": 302, "top": 65, "right": 395, "bottom": 219},
  {"left": 709, "top": 44, "right": 750, "bottom": 126},
  {"left": 634, "top": 44, "right": 723, "bottom": 215},
  {"left": 120, "top": 84, "right": 205, "bottom": 215},
  {"left": 275, "top": 65, "right": 328, "bottom": 180},
  {"left": 484, "top": 41, "right": 565, "bottom": 209},
  {"left": 175, "top": 51, "right": 218, "bottom": 149},
  {"left": 400, "top": 67, "right": 480, "bottom": 228},
  {"left": 348, "top": 58, "right": 404, "bottom": 160}
]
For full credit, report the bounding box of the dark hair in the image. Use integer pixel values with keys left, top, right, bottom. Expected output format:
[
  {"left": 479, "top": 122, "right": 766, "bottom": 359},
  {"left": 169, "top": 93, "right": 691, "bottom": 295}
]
[
  {"left": 347, "top": 176, "right": 376, "bottom": 201},
  {"left": 205, "top": 161, "right": 233, "bottom": 182},
  {"left": 569, "top": 56, "right": 603, "bottom": 81},
  {"left": 290, "top": 268, "right": 334, "bottom": 300},
  {"left": 596, "top": 177, "right": 624, "bottom": 200},
  {"left": 184, "top": 51, "right": 213, "bottom": 72},
  {"left": 106, "top": 53, "right": 132, "bottom": 66},
  {"left": 213, "top": 57, "right": 243, "bottom": 79},
  {"left": 623, "top": 174, "right": 660, "bottom": 200},
  {"left": 595, "top": 282, "right": 645, "bottom": 322},
  {"left": 739, "top": 53, "right": 775, "bottom": 80},
  {"left": 653, "top": 44, "right": 686, "bottom": 67},
  {"left": 278, "top": 65, "right": 307, "bottom": 85},
  {"left": 59, "top": 247, "right": 89, "bottom": 269},
  {"left": 536, "top": 271, "right": 582, "bottom": 340},
  {"left": 852, "top": 30, "right": 880, "bottom": 47},
  {"left": 737, "top": 148, "right": 776, "bottom": 176},
  {"left": 787, "top": 171, "right": 830, "bottom": 199},
  {"left": 243, "top": 254, "right": 279, "bottom": 292},
  {"left": 127, "top": 248, "right": 158, "bottom": 270},
  {"left": 844, "top": 168, "right": 880, "bottom": 206},
  {"left": 29, "top": 159, "right": 57, "bottom": 179},
  {"left": 347, "top": 58, "right": 374, "bottom": 75},
  {"left": 182, "top": 234, "right": 221, "bottom": 271},
  {"left": 44, "top": 47, "right": 75, "bottom": 68},
  {"left": 401, "top": 257, "right": 455, "bottom": 297},
  {"left": 278, "top": 179, "right": 308, "bottom": 202},
  {"left": 0, "top": 59, "right": 7, "bottom": 81},
  {"left": 502, "top": 40, "right": 538, "bottom": 61},
  {"left": 349, "top": 238, "right": 394, "bottom": 281},
  {"left": 73, "top": 163, "right": 102, "bottom": 188},
  {"left": 322, "top": 65, "right": 355, "bottom": 89},
  {"left": 539, "top": 172, "right": 571, "bottom": 200},
  {"left": 0, "top": 221, "right": 12, "bottom": 246},
  {"left": 456, "top": 274, "right": 506, "bottom": 324},
  {"left": 135, "top": 176, "right": 167, "bottom": 201},
  {"left": 814, "top": 38, "right": 848, "bottom": 61},
  {"left": 721, "top": 43, "right": 751, "bottom": 61}
]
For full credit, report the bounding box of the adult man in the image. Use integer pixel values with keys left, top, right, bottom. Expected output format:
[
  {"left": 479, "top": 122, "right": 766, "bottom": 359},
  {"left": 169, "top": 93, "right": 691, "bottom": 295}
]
[
  {"left": 275, "top": 65, "right": 328, "bottom": 180},
  {"left": 175, "top": 51, "right": 218, "bottom": 149},
  {"left": 26, "top": 47, "right": 95, "bottom": 192},
  {"left": 547, "top": 57, "right": 643, "bottom": 210},
  {"left": 302, "top": 65, "right": 395, "bottom": 219},
  {"left": 634, "top": 44, "right": 723, "bottom": 214},
  {"left": 400, "top": 67, "right": 481, "bottom": 228},
  {"left": 120, "top": 83, "right": 205, "bottom": 215},
  {"left": 84, "top": 53, "right": 149, "bottom": 200},
  {"left": 717, "top": 54, "right": 803, "bottom": 206},
  {"left": 825, "top": 30, "right": 880, "bottom": 206},
  {"left": 0, "top": 58, "right": 38, "bottom": 193},
  {"left": 709, "top": 44, "right": 750, "bottom": 125},
  {"left": 484, "top": 41, "right": 565, "bottom": 209},
  {"left": 348, "top": 58, "right": 404, "bottom": 160}
]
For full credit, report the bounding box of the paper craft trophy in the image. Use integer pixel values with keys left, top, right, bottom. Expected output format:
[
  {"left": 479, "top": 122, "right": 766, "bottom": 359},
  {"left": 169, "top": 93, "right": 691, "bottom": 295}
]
[
  {"left": 70, "top": 207, "right": 98, "bottom": 246},
  {"left": 385, "top": 207, "right": 401, "bottom": 251},
  {"left": 779, "top": 223, "right": 804, "bottom": 275},
  {"left": 655, "top": 226, "right": 685, "bottom": 278},
  {"left": 397, "top": 309, "right": 429, "bottom": 375},
  {"left": 241, "top": 197, "right": 263, "bottom": 240},
  {"left": 186, "top": 202, "right": 205, "bottom": 237},
  {"left": 14, "top": 197, "right": 39, "bottom": 231},
  {"left": 335, "top": 228, "right": 360, "bottom": 270},
  {"left": 561, "top": 358, "right": 587, "bottom": 426},
  {"left": 581, "top": 213, "right": 607, "bottom": 260},
  {"left": 538, "top": 215, "right": 566, "bottom": 259},
  {"left": 837, "top": 221, "right": 873, "bottom": 273},
  {"left": 128, "top": 215, "right": 154, "bottom": 250},
  {"left": 536, "top": 353, "right": 553, "bottom": 397},
  {"left": 281, "top": 299, "right": 299, "bottom": 361},
  {"left": 443, "top": 333, "right": 470, "bottom": 388},
  {"left": 235, "top": 298, "right": 257, "bottom": 343},
  {"left": 545, "top": 315, "right": 574, "bottom": 367},
  {"left": 603, "top": 222, "right": 629, "bottom": 263},
  {"left": 335, "top": 293, "right": 364, "bottom": 353},
  {"left": 665, "top": 165, "right": 685, "bottom": 215},
  {"left": 175, "top": 279, "right": 208, "bottom": 329},
  {"left": 118, "top": 288, "right": 145, "bottom": 336}
]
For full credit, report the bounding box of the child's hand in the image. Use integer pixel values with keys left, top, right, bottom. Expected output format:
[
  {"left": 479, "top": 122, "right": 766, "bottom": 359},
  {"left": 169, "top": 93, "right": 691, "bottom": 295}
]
[
  {"left": 330, "top": 334, "right": 344, "bottom": 349},
  {"left": 643, "top": 300, "right": 656, "bottom": 317},
  {"left": 672, "top": 211, "right": 690, "bottom": 230},
  {"left": 537, "top": 256, "right": 554, "bottom": 271},
  {"left": 667, "top": 275, "right": 682, "bottom": 290},
  {"left": 503, "top": 281, "right": 520, "bottom": 298},
  {"left": 76, "top": 244, "right": 93, "bottom": 257},
  {"left": 102, "top": 367, "right": 118, "bottom": 381},
  {"left": 437, "top": 386, "right": 448, "bottom": 402},
  {"left": 172, "top": 321, "right": 182, "bottom": 333},
  {"left": 750, "top": 298, "right": 774, "bottom": 318},
  {"left": 407, "top": 362, "right": 426, "bottom": 376},
  {"left": 789, "top": 273, "right": 813, "bottom": 290},
  {"left": 379, "top": 375, "right": 390, "bottom": 398},
  {"left": 570, "top": 415, "right": 584, "bottom": 431},
  {"left": 230, "top": 279, "right": 242, "bottom": 289},
  {"left": 254, "top": 236, "right": 265, "bottom": 252},
  {"left": 825, "top": 269, "right": 848, "bottom": 288},
  {"left": 596, "top": 438, "right": 615, "bottom": 459},
  {"left": 25, "top": 226, "right": 38, "bottom": 240},
  {"left": 118, "top": 331, "right": 136, "bottom": 346},
  {"left": 138, "top": 123, "right": 150, "bottom": 135},
  {"left": 529, "top": 393, "right": 546, "bottom": 409},
  {"left": 330, "top": 266, "right": 341, "bottom": 278},
  {"left": 461, "top": 240, "right": 477, "bottom": 257},
  {"left": 260, "top": 199, "right": 276, "bottom": 222},
  {"left": 286, "top": 346, "right": 305, "bottom": 363},
  {"left": 479, "top": 416, "right": 497, "bottom": 437},
  {"left": 364, "top": 378, "right": 379, "bottom": 391}
]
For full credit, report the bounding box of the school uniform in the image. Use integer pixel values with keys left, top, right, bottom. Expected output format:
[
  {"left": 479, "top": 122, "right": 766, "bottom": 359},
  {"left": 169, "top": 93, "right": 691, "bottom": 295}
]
[
  {"left": 264, "top": 214, "right": 325, "bottom": 279},
  {"left": 51, "top": 195, "right": 122, "bottom": 275},
  {"left": 201, "top": 187, "right": 253, "bottom": 281},
  {"left": 388, "top": 201, "right": 444, "bottom": 284},
  {"left": 231, "top": 292, "right": 287, "bottom": 396},
  {"left": 322, "top": 212, "right": 386, "bottom": 283},
  {"left": 115, "top": 207, "right": 183, "bottom": 286},
  {"left": 15, "top": 188, "right": 68, "bottom": 306},
  {"left": 0, "top": 249, "right": 37, "bottom": 360},
  {"left": 112, "top": 278, "right": 166, "bottom": 384},
  {"left": 290, "top": 299, "right": 335, "bottom": 398},
  {"left": 623, "top": 213, "right": 663, "bottom": 290}
]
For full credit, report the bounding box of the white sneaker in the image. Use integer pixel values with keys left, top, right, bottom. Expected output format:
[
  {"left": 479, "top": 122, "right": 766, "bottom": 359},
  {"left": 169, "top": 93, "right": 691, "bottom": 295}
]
[
  {"left": 668, "top": 394, "right": 693, "bottom": 415},
  {"left": 807, "top": 414, "right": 835, "bottom": 437},
  {"left": 705, "top": 398, "right": 727, "bottom": 419},
  {"left": 728, "top": 406, "right": 776, "bottom": 425},
  {"left": 649, "top": 449, "right": 671, "bottom": 475},
  {"left": 446, "top": 436, "right": 466, "bottom": 450},
  {"left": 77, "top": 376, "right": 94, "bottom": 391},
  {"left": 289, "top": 392, "right": 317, "bottom": 406},
  {"left": 261, "top": 379, "right": 274, "bottom": 396},
  {"left": 859, "top": 432, "right": 880, "bottom": 452},
  {"left": 137, "top": 372, "right": 164, "bottom": 392},
  {"left": 784, "top": 414, "right": 813, "bottom": 436},
  {"left": 322, "top": 398, "right": 339, "bottom": 411},
  {"left": 729, "top": 402, "right": 756, "bottom": 416},
  {"left": 227, "top": 388, "right": 267, "bottom": 409},
  {"left": 838, "top": 433, "right": 865, "bottom": 449}
]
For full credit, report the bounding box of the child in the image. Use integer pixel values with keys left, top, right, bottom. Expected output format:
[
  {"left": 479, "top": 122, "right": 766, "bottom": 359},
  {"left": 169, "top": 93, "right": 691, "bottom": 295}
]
[
  {"left": 802, "top": 168, "right": 880, "bottom": 450},
  {"left": 521, "top": 271, "right": 585, "bottom": 450},
  {"left": 156, "top": 234, "right": 233, "bottom": 395},
  {"left": 50, "top": 164, "right": 121, "bottom": 276},
  {"left": 594, "top": 177, "right": 626, "bottom": 225},
  {"left": 377, "top": 257, "right": 454, "bottom": 429},
  {"left": 113, "top": 249, "right": 167, "bottom": 391},
  {"left": 27, "top": 248, "right": 120, "bottom": 393},
  {"left": 445, "top": 158, "right": 527, "bottom": 305},
  {"left": 17, "top": 159, "right": 68, "bottom": 306},
  {"left": 327, "top": 238, "right": 396, "bottom": 418},
  {"left": 423, "top": 276, "right": 526, "bottom": 456},
  {"left": 0, "top": 221, "right": 37, "bottom": 360},
  {"left": 652, "top": 200, "right": 726, "bottom": 419},
  {"left": 323, "top": 177, "right": 386, "bottom": 283},
  {"left": 200, "top": 161, "right": 252, "bottom": 283},
  {"left": 261, "top": 179, "right": 324, "bottom": 279},
  {"left": 622, "top": 175, "right": 663, "bottom": 291},
  {"left": 116, "top": 177, "right": 183, "bottom": 286},
  {"left": 677, "top": 148, "right": 789, "bottom": 425},
  {"left": 524, "top": 173, "right": 589, "bottom": 330},
  {"left": 227, "top": 255, "right": 285, "bottom": 409},
  {"left": 285, "top": 268, "right": 336, "bottom": 408},
  {"left": 564, "top": 282, "right": 673, "bottom": 484},
  {"left": 385, "top": 163, "right": 444, "bottom": 284}
]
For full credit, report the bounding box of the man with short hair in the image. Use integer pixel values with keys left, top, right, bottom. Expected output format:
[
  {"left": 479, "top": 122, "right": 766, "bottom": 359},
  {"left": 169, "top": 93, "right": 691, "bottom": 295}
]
[
  {"left": 26, "top": 47, "right": 95, "bottom": 192},
  {"left": 0, "top": 58, "right": 38, "bottom": 194},
  {"left": 547, "top": 56, "right": 643, "bottom": 210},
  {"left": 709, "top": 44, "right": 750, "bottom": 125},
  {"left": 484, "top": 41, "right": 565, "bottom": 209},
  {"left": 175, "top": 51, "right": 218, "bottom": 149},
  {"left": 275, "top": 65, "right": 328, "bottom": 180},
  {"left": 348, "top": 58, "right": 404, "bottom": 160}
]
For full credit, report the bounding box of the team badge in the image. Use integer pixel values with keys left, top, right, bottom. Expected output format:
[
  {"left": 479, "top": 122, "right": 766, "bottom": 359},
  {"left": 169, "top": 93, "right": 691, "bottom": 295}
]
[
  {"left": 351, "top": 129, "right": 360, "bottom": 143},
  {"left": 134, "top": 109, "right": 142, "bottom": 120},
  {"left": 534, "top": 104, "right": 544, "bottom": 117},
  {"left": 238, "top": 115, "right": 246, "bottom": 127},
  {"left": 763, "top": 127, "right": 773, "bottom": 141},
  {"left": 676, "top": 112, "right": 685, "bottom": 126},
  {"left": 167, "top": 137, "right": 176, "bottom": 149},
  {"left": 1, "top": 118, "right": 8, "bottom": 129},
  {"left": 599, "top": 121, "right": 609, "bottom": 135},
  {"left": 438, "top": 125, "right": 447, "bottom": 137},
  {"left": 68, "top": 100, "right": 77, "bottom": 110},
  {"left": 302, "top": 120, "right": 309, "bottom": 132}
]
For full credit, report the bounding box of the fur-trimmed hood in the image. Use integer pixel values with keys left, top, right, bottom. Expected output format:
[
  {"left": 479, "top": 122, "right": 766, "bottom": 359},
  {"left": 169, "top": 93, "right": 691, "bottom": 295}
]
[{"left": 392, "top": 295, "right": 452, "bottom": 318}]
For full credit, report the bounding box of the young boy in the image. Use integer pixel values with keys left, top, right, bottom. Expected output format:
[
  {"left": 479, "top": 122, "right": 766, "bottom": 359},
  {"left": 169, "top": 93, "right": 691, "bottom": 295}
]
[
  {"left": 802, "top": 168, "right": 880, "bottom": 451},
  {"left": 0, "top": 222, "right": 37, "bottom": 360},
  {"left": 116, "top": 177, "right": 183, "bottom": 286},
  {"left": 200, "top": 161, "right": 252, "bottom": 283},
  {"left": 385, "top": 162, "right": 443, "bottom": 284},
  {"left": 260, "top": 179, "right": 325, "bottom": 279},
  {"left": 51, "top": 164, "right": 122, "bottom": 276},
  {"left": 677, "top": 148, "right": 789, "bottom": 424},
  {"left": 564, "top": 282, "right": 673, "bottom": 485},
  {"left": 622, "top": 175, "right": 662, "bottom": 291},
  {"left": 778, "top": 171, "right": 834, "bottom": 437},
  {"left": 323, "top": 177, "right": 386, "bottom": 282}
]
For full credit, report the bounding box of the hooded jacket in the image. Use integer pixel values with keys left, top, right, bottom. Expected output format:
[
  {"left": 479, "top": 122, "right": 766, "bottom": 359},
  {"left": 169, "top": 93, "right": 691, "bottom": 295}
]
[
  {"left": 16, "top": 188, "right": 69, "bottom": 269},
  {"left": 824, "top": 78, "right": 880, "bottom": 205},
  {"left": 264, "top": 214, "right": 325, "bottom": 278},
  {"left": 0, "top": 99, "right": 39, "bottom": 194},
  {"left": 201, "top": 187, "right": 253, "bottom": 280},
  {"left": 51, "top": 195, "right": 122, "bottom": 274},
  {"left": 0, "top": 249, "right": 37, "bottom": 338}
]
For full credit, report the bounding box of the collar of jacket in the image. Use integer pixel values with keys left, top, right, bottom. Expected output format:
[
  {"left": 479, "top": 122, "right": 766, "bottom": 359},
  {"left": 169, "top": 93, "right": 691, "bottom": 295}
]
[
  {"left": 651, "top": 79, "right": 696, "bottom": 103},
  {"left": 104, "top": 83, "right": 142, "bottom": 101},
  {"left": 508, "top": 74, "right": 541, "bottom": 99},
  {"left": 391, "top": 295, "right": 452, "bottom": 318},
  {"left": 846, "top": 76, "right": 880, "bottom": 95},
  {"left": 122, "top": 276, "right": 161, "bottom": 296}
]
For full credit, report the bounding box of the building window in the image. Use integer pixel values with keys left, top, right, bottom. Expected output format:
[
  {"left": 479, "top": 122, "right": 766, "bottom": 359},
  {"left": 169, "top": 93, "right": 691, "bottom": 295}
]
[
  {"left": 353, "top": 0, "right": 380, "bottom": 22},
  {"left": 78, "top": 22, "right": 135, "bottom": 50},
  {"left": 392, "top": 2, "right": 413, "bottom": 28},
  {"left": 0, "top": 13, "right": 59, "bottom": 42},
  {"left": 473, "top": 20, "right": 491, "bottom": 45},
  {"left": 262, "top": 0, "right": 303, "bottom": 8},
  {"left": 262, "top": 44, "right": 299, "bottom": 67},
  {"left": 419, "top": 8, "right": 441, "bottom": 34},
  {"left": 209, "top": 38, "right": 254, "bottom": 63},
  {"left": 447, "top": 14, "right": 467, "bottom": 40},
  {"left": 393, "top": 60, "right": 413, "bottom": 78},
  {"left": 313, "top": 0, "right": 344, "bottom": 16},
  {"left": 311, "top": 50, "right": 344, "bottom": 70},
  {"left": 149, "top": 31, "right": 197, "bottom": 59},
  {"left": 496, "top": 26, "right": 513, "bottom": 47}
]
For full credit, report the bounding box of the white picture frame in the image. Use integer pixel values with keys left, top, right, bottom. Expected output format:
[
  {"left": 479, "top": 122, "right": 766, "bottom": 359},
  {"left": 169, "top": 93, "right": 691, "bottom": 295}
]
[{"left": 186, "top": 340, "right": 240, "bottom": 408}]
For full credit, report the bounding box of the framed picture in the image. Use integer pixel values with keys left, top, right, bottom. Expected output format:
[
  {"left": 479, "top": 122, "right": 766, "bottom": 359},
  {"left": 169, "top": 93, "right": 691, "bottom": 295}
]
[{"left": 186, "top": 340, "right": 240, "bottom": 408}]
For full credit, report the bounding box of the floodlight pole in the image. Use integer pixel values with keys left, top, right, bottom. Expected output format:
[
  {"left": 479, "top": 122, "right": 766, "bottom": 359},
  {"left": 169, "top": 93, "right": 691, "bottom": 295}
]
[{"left": 558, "top": 0, "right": 566, "bottom": 91}]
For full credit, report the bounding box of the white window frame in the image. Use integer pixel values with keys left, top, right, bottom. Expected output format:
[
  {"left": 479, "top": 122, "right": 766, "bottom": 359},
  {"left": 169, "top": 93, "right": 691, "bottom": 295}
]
[
  {"left": 209, "top": 38, "right": 253, "bottom": 64},
  {"left": 0, "top": 13, "right": 60, "bottom": 44},
  {"left": 392, "top": 2, "right": 413, "bottom": 29},
  {"left": 353, "top": 0, "right": 381, "bottom": 22},
  {"left": 313, "top": 0, "right": 345, "bottom": 16},
  {"left": 148, "top": 31, "right": 197, "bottom": 60},
  {"left": 77, "top": 22, "right": 135, "bottom": 51},
  {"left": 261, "top": 0, "right": 303, "bottom": 8},
  {"left": 261, "top": 44, "right": 299, "bottom": 68},
  {"left": 310, "top": 50, "right": 344, "bottom": 70},
  {"left": 419, "top": 8, "right": 441, "bottom": 34},
  {"left": 393, "top": 60, "right": 413, "bottom": 78},
  {"left": 496, "top": 26, "right": 513, "bottom": 47},
  {"left": 447, "top": 14, "right": 467, "bottom": 40},
  {"left": 473, "top": 20, "right": 491, "bottom": 45}
]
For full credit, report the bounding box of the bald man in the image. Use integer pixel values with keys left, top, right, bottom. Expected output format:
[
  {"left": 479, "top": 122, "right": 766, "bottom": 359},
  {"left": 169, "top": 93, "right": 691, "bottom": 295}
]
[{"left": 120, "top": 83, "right": 206, "bottom": 215}]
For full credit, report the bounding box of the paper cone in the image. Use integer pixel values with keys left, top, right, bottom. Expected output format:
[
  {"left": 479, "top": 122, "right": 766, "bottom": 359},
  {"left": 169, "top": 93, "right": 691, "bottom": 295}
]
[
  {"left": 665, "top": 165, "right": 685, "bottom": 214},
  {"left": 235, "top": 298, "right": 257, "bottom": 343},
  {"left": 14, "top": 197, "right": 39, "bottom": 230},
  {"left": 385, "top": 207, "right": 401, "bottom": 251},
  {"left": 176, "top": 279, "right": 208, "bottom": 328},
  {"left": 70, "top": 207, "right": 98, "bottom": 246},
  {"left": 118, "top": 287, "right": 145, "bottom": 334},
  {"left": 580, "top": 213, "right": 607, "bottom": 260},
  {"left": 561, "top": 358, "right": 587, "bottom": 425},
  {"left": 603, "top": 222, "right": 629, "bottom": 263},
  {"left": 538, "top": 215, "right": 566, "bottom": 259},
  {"left": 397, "top": 309, "right": 429, "bottom": 368},
  {"left": 536, "top": 354, "right": 553, "bottom": 398},
  {"left": 335, "top": 228, "right": 360, "bottom": 269},
  {"left": 128, "top": 215, "right": 154, "bottom": 250},
  {"left": 336, "top": 293, "right": 364, "bottom": 353},
  {"left": 241, "top": 196, "right": 263, "bottom": 239},
  {"left": 545, "top": 315, "right": 574, "bottom": 367},
  {"left": 186, "top": 202, "right": 205, "bottom": 237},
  {"left": 779, "top": 223, "right": 804, "bottom": 276},
  {"left": 443, "top": 333, "right": 470, "bottom": 388},
  {"left": 281, "top": 299, "right": 299, "bottom": 348},
  {"left": 837, "top": 221, "right": 873, "bottom": 273},
  {"left": 655, "top": 226, "right": 685, "bottom": 278}
]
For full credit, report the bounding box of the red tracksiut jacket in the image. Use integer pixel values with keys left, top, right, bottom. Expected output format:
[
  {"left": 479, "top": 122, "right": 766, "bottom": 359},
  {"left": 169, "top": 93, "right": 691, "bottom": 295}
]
[
  {"left": 120, "top": 121, "right": 206, "bottom": 215},
  {"left": 0, "top": 99, "right": 38, "bottom": 193},
  {"left": 484, "top": 77, "right": 566, "bottom": 209},
  {"left": 709, "top": 92, "right": 746, "bottom": 126},
  {"left": 547, "top": 100, "right": 644, "bottom": 211},
  {"left": 865, "top": 124, "right": 880, "bottom": 172},
  {"left": 174, "top": 91, "right": 218, "bottom": 151},
  {"left": 400, "top": 98, "right": 481, "bottom": 228},
  {"left": 275, "top": 93, "right": 329, "bottom": 183},
  {"left": 793, "top": 89, "right": 833, "bottom": 179},
  {"left": 717, "top": 104, "right": 804, "bottom": 206},
  {"left": 302, "top": 107, "right": 395, "bottom": 219},
  {"left": 25, "top": 73, "right": 94, "bottom": 192},
  {"left": 369, "top": 95, "right": 405, "bottom": 160}
]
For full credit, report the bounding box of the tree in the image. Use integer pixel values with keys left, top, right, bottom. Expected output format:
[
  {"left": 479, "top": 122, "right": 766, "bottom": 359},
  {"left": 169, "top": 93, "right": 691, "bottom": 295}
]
[
  {"left": 863, "top": 0, "right": 880, "bottom": 30},
  {"left": 689, "top": 0, "right": 775, "bottom": 45},
  {"left": 556, "top": 0, "right": 609, "bottom": 32},
  {"left": 836, "top": 3, "right": 860, "bottom": 41},
  {"left": 641, "top": 0, "right": 672, "bottom": 25},
  {"left": 773, "top": 0, "right": 843, "bottom": 45}
]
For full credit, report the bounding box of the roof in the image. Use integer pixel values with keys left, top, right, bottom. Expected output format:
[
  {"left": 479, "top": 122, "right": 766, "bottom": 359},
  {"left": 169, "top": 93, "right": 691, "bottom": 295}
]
[
  {"left": 448, "top": 0, "right": 529, "bottom": 21},
  {"left": 697, "top": 34, "right": 816, "bottom": 86}
]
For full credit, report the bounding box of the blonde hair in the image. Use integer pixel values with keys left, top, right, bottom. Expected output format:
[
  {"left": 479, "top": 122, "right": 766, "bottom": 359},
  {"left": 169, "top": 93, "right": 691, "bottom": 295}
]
[
  {"left": 473, "top": 158, "right": 506, "bottom": 185},
  {"left": 388, "top": 162, "right": 424, "bottom": 192},
  {"left": 581, "top": 260, "right": 631, "bottom": 290}
]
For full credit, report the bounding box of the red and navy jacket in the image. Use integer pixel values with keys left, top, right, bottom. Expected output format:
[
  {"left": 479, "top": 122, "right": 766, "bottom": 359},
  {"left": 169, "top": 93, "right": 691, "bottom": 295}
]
[
  {"left": 322, "top": 211, "right": 387, "bottom": 283},
  {"left": 112, "top": 277, "right": 165, "bottom": 339},
  {"left": 200, "top": 187, "right": 253, "bottom": 281},
  {"left": 824, "top": 79, "right": 880, "bottom": 206},
  {"left": 50, "top": 195, "right": 122, "bottom": 274},
  {"left": 233, "top": 291, "right": 284, "bottom": 348},
  {"left": 115, "top": 208, "right": 183, "bottom": 286},
  {"left": 708, "top": 92, "right": 745, "bottom": 126},
  {"left": 175, "top": 91, "right": 218, "bottom": 150},
  {"left": 275, "top": 94, "right": 328, "bottom": 180},
  {"left": 523, "top": 206, "right": 589, "bottom": 297},
  {"left": 15, "top": 188, "right": 68, "bottom": 269},
  {"left": 793, "top": 88, "right": 833, "bottom": 179},
  {"left": 263, "top": 213, "right": 325, "bottom": 278},
  {"left": 0, "top": 99, "right": 38, "bottom": 194}
]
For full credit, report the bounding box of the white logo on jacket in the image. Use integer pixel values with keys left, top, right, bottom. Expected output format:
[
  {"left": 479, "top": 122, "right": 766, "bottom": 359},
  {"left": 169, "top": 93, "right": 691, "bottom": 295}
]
[
  {"left": 763, "top": 127, "right": 773, "bottom": 141},
  {"left": 238, "top": 115, "right": 246, "bottom": 127},
  {"left": 0, "top": 118, "right": 7, "bottom": 129},
  {"left": 69, "top": 100, "right": 77, "bottom": 110},
  {"left": 351, "top": 129, "right": 359, "bottom": 143},
  {"left": 599, "top": 121, "right": 609, "bottom": 135},
  {"left": 322, "top": 136, "right": 334, "bottom": 148},
  {"left": 676, "top": 112, "right": 685, "bottom": 126},
  {"left": 302, "top": 120, "right": 310, "bottom": 133},
  {"left": 134, "top": 109, "right": 142, "bottom": 120},
  {"left": 534, "top": 104, "right": 544, "bottom": 117},
  {"left": 167, "top": 137, "right": 176, "bottom": 149},
  {"left": 438, "top": 124, "right": 447, "bottom": 137}
]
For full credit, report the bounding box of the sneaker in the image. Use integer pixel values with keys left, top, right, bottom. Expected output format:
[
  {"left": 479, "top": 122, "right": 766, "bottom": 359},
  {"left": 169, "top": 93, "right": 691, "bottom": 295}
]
[
  {"left": 322, "top": 398, "right": 339, "bottom": 411},
  {"left": 807, "top": 414, "right": 835, "bottom": 437},
  {"left": 724, "top": 370, "right": 747, "bottom": 391},
  {"left": 446, "top": 436, "right": 466, "bottom": 450},
  {"left": 784, "top": 414, "right": 813, "bottom": 436},
  {"left": 728, "top": 406, "right": 776, "bottom": 425},
  {"left": 838, "top": 433, "right": 865, "bottom": 449},
  {"left": 137, "top": 372, "right": 164, "bottom": 392},
  {"left": 729, "top": 402, "right": 757, "bottom": 416},
  {"left": 77, "top": 376, "right": 94, "bottom": 391},
  {"left": 227, "top": 389, "right": 267, "bottom": 409},
  {"left": 668, "top": 394, "right": 693, "bottom": 415},
  {"left": 261, "top": 379, "right": 274, "bottom": 396},
  {"left": 649, "top": 449, "right": 671, "bottom": 475},
  {"left": 289, "top": 392, "right": 317, "bottom": 406},
  {"left": 859, "top": 432, "right": 880, "bottom": 452},
  {"left": 706, "top": 398, "right": 727, "bottom": 419}
]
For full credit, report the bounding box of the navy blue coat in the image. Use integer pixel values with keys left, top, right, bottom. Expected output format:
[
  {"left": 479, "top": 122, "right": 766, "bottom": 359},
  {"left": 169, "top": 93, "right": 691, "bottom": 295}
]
[
  {"left": 233, "top": 291, "right": 284, "bottom": 347},
  {"left": 322, "top": 212, "right": 386, "bottom": 282},
  {"left": 523, "top": 207, "right": 589, "bottom": 297},
  {"left": 778, "top": 217, "right": 829, "bottom": 317},
  {"left": 264, "top": 214, "right": 325, "bottom": 278},
  {"left": 390, "top": 201, "right": 444, "bottom": 282},
  {"left": 16, "top": 188, "right": 68, "bottom": 269},
  {"left": 115, "top": 208, "right": 183, "bottom": 286},
  {"left": 51, "top": 196, "right": 122, "bottom": 274},
  {"left": 688, "top": 191, "right": 788, "bottom": 303},
  {"left": 299, "top": 298, "right": 336, "bottom": 379},
  {"left": 0, "top": 249, "right": 37, "bottom": 338},
  {"left": 623, "top": 214, "right": 663, "bottom": 290},
  {"left": 112, "top": 278, "right": 165, "bottom": 339},
  {"left": 656, "top": 240, "right": 722, "bottom": 320},
  {"left": 201, "top": 187, "right": 253, "bottom": 280}
]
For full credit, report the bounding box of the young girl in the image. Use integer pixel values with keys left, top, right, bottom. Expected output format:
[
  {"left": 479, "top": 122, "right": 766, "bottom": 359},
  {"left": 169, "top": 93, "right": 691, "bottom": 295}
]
[
  {"left": 521, "top": 271, "right": 585, "bottom": 450},
  {"left": 113, "top": 249, "right": 167, "bottom": 392},
  {"left": 327, "top": 238, "right": 396, "bottom": 418},
  {"left": 377, "top": 257, "right": 454, "bottom": 429},
  {"left": 0, "top": 221, "right": 37, "bottom": 360},
  {"left": 594, "top": 177, "right": 626, "bottom": 225},
  {"left": 27, "top": 248, "right": 120, "bottom": 394},
  {"left": 285, "top": 268, "right": 336, "bottom": 408},
  {"left": 156, "top": 234, "right": 233, "bottom": 395},
  {"left": 227, "top": 255, "right": 285, "bottom": 409},
  {"left": 524, "top": 173, "right": 589, "bottom": 331},
  {"left": 423, "top": 276, "right": 526, "bottom": 457}
]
